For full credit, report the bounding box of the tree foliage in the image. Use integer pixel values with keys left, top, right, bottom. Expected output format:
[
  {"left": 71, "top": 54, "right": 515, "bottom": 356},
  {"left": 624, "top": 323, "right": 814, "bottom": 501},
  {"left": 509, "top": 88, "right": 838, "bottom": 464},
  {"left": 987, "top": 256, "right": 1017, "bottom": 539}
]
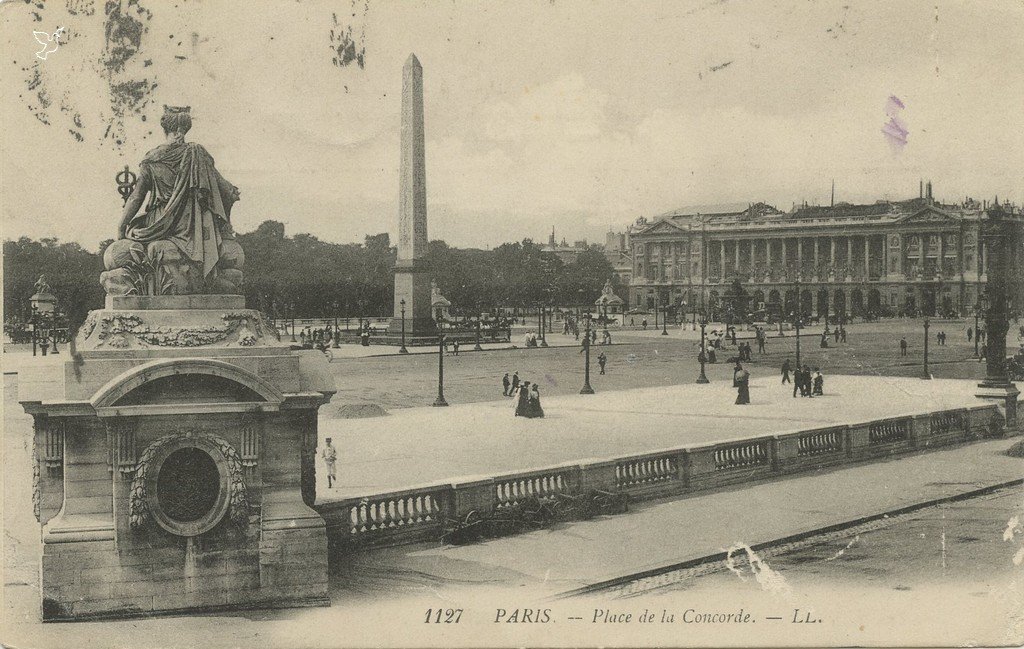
[{"left": 4, "top": 223, "right": 620, "bottom": 327}]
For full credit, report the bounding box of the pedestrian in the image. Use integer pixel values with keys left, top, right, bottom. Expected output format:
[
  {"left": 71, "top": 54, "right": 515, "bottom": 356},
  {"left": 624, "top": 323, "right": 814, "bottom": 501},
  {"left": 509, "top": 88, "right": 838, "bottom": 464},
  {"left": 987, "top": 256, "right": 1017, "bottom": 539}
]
[
  {"left": 598, "top": 352, "right": 607, "bottom": 374},
  {"left": 511, "top": 371, "right": 520, "bottom": 394},
  {"left": 502, "top": 372, "right": 510, "bottom": 396},
  {"left": 833, "top": 327, "right": 840, "bottom": 344},
  {"left": 733, "top": 359, "right": 743, "bottom": 387},
  {"left": 820, "top": 332, "right": 829, "bottom": 348},
  {"left": 781, "top": 358, "right": 792, "bottom": 384},
  {"left": 967, "top": 327, "right": 973, "bottom": 342},
  {"left": 801, "top": 364, "right": 813, "bottom": 397},
  {"left": 630, "top": 317, "right": 635, "bottom": 326},
  {"left": 708, "top": 346, "right": 717, "bottom": 364},
  {"left": 642, "top": 318, "right": 648, "bottom": 330},
  {"left": 899, "top": 336, "right": 908, "bottom": 357},
  {"left": 792, "top": 364, "right": 802, "bottom": 398},
  {"left": 514, "top": 381, "right": 531, "bottom": 417},
  {"left": 735, "top": 364, "right": 751, "bottom": 405},
  {"left": 812, "top": 368, "right": 824, "bottom": 396},
  {"left": 320, "top": 438, "right": 338, "bottom": 489},
  {"left": 757, "top": 333, "right": 766, "bottom": 354},
  {"left": 528, "top": 384, "right": 545, "bottom": 418},
  {"left": 840, "top": 327, "right": 847, "bottom": 343},
  {"left": 591, "top": 329, "right": 597, "bottom": 345}
]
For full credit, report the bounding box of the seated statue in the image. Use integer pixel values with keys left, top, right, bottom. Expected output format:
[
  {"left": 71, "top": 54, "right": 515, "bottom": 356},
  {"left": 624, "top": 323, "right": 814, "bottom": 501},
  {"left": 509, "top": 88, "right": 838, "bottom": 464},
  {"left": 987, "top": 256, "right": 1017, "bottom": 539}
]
[{"left": 101, "top": 105, "right": 244, "bottom": 296}]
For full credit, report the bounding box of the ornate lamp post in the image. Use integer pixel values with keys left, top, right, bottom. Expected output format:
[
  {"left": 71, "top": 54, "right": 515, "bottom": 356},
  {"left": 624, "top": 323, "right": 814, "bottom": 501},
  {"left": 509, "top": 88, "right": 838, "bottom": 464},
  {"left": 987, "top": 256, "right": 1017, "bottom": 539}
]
[
  {"left": 539, "top": 304, "right": 548, "bottom": 347},
  {"left": 433, "top": 333, "right": 449, "bottom": 407},
  {"left": 661, "top": 301, "right": 669, "bottom": 336},
  {"left": 921, "top": 318, "right": 931, "bottom": 380},
  {"left": 972, "top": 302, "right": 981, "bottom": 359},
  {"left": 473, "top": 316, "right": 483, "bottom": 351},
  {"left": 697, "top": 310, "right": 710, "bottom": 384},
  {"left": 976, "top": 206, "right": 1019, "bottom": 430},
  {"left": 289, "top": 302, "right": 297, "bottom": 343},
  {"left": 793, "top": 310, "right": 802, "bottom": 373},
  {"left": 654, "top": 293, "right": 660, "bottom": 331},
  {"left": 398, "top": 299, "right": 409, "bottom": 354},
  {"left": 332, "top": 300, "right": 341, "bottom": 348},
  {"left": 580, "top": 312, "right": 595, "bottom": 394}
]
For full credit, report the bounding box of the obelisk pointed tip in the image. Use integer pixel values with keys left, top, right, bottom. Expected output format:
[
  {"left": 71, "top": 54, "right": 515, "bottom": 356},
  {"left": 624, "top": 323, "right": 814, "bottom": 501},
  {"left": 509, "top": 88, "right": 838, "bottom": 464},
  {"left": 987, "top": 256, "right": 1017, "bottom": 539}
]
[{"left": 405, "top": 53, "right": 421, "bottom": 69}]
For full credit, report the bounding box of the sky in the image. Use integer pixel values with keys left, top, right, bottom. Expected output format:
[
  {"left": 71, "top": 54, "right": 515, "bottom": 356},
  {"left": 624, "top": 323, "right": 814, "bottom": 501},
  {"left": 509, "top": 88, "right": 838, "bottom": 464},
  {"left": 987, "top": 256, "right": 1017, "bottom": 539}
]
[{"left": 2, "top": 0, "right": 1023, "bottom": 252}]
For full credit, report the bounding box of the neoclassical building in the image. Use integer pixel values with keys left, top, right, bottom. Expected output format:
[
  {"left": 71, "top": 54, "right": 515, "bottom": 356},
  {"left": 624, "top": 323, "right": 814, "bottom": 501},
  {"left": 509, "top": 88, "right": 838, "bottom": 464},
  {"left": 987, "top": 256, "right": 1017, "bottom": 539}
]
[{"left": 627, "top": 186, "right": 1023, "bottom": 319}]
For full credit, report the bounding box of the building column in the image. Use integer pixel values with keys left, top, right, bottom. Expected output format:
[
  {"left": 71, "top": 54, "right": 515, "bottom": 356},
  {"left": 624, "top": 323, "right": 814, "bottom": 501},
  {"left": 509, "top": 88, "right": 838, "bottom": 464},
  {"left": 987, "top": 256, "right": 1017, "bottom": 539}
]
[
  {"left": 937, "top": 233, "right": 944, "bottom": 277},
  {"left": 796, "top": 238, "right": 803, "bottom": 274},
  {"left": 766, "top": 239, "right": 773, "bottom": 272},
  {"left": 734, "top": 240, "right": 740, "bottom": 275},
  {"left": 781, "top": 238, "right": 788, "bottom": 270},
  {"left": 813, "top": 238, "right": 820, "bottom": 278},
  {"left": 864, "top": 236, "right": 871, "bottom": 277},
  {"left": 846, "top": 237, "right": 853, "bottom": 279},
  {"left": 720, "top": 241, "right": 726, "bottom": 280}
]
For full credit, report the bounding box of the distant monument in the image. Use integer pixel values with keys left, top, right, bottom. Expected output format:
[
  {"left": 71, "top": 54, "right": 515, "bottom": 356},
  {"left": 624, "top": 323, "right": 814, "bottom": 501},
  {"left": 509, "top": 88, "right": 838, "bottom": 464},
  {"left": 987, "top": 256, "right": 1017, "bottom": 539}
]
[
  {"left": 20, "top": 106, "right": 334, "bottom": 620},
  {"left": 389, "top": 54, "right": 436, "bottom": 340}
]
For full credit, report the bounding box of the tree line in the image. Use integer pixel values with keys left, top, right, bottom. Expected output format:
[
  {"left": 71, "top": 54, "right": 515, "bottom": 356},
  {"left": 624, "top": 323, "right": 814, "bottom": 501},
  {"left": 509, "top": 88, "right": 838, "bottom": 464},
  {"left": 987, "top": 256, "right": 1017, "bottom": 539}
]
[{"left": 3, "top": 220, "right": 623, "bottom": 332}]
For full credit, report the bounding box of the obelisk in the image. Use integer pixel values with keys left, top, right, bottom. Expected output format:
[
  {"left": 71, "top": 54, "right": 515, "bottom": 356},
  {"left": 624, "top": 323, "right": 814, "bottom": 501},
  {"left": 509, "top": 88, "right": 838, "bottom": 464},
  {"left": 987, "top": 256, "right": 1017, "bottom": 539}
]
[{"left": 391, "top": 53, "right": 435, "bottom": 338}]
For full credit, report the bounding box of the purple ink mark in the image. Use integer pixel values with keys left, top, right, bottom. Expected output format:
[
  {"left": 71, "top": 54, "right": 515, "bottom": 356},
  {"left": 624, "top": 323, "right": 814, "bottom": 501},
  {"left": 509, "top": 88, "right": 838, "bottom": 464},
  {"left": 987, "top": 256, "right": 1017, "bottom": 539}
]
[{"left": 882, "top": 95, "right": 908, "bottom": 153}]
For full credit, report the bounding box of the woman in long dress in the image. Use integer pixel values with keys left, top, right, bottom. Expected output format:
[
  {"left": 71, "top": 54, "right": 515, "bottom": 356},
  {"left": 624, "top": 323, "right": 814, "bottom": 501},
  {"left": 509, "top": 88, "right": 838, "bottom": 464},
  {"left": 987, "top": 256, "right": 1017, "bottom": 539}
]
[
  {"left": 735, "top": 365, "right": 750, "bottom": 405},
  {"left": 514, "top": 381, "right": 531, "bottom": 417},
  {"left": 528, "top": 384, "right": 545, "bottom": 418}
]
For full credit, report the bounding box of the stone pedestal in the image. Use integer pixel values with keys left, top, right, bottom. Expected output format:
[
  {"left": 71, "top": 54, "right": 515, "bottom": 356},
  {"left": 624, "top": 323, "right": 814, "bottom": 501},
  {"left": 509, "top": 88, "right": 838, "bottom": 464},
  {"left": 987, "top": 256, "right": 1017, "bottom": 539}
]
[
  {"left": 976, "top": 382, "right": 1020, "bottom": 434},
  {"left": 20, "top": 295, "right": 335, "bottom": 620}
]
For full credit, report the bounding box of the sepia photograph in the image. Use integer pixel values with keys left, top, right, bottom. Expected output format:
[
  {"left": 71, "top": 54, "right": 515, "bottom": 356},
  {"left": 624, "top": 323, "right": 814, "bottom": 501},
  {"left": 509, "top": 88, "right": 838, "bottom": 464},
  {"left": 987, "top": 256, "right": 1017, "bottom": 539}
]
[{"left": 1, "top": 1, "right": 1023, "bottom": 647}]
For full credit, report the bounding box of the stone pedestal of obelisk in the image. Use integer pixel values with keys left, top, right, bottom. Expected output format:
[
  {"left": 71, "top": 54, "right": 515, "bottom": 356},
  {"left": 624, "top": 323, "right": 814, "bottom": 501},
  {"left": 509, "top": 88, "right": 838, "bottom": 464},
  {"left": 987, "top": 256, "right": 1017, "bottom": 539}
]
[{"left": 390, "top": 54, "right": 436, "bottom": 340}]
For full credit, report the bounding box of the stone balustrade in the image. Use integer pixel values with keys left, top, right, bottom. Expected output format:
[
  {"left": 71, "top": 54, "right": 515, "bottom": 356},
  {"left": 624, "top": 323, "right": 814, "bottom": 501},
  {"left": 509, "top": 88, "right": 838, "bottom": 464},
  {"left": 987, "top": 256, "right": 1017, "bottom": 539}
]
[{"left": 316, "top": 402, "right": 1003, "bottom": 551}]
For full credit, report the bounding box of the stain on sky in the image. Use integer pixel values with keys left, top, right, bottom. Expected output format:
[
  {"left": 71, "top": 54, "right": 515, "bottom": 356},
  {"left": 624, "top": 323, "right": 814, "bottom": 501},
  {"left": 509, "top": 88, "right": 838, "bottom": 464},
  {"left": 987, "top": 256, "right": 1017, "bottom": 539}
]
[
  {"left": 14, "top": 0, "right": 160, "bottom": 149},
  {"left": 329, "top": 2, "right": 368, "bottom": 71},
  {"left": 698, "top": 60, "right": 733, "bottom": 80}
]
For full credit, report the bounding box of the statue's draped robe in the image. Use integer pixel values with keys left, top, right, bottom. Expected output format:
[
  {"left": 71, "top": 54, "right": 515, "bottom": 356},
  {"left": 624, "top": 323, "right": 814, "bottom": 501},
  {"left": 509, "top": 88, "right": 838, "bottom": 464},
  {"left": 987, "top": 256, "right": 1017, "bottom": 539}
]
[{"left": 125, "top": 142, "right": 237, "bottom": 278}]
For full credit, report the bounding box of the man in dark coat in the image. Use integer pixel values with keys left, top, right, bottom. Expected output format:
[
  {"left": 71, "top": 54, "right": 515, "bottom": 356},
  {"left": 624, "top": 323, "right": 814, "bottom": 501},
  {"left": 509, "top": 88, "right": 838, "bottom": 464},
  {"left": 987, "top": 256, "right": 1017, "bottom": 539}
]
[
  {"left": 510, "top": 371, "right": 520, "bottom": 395},
  {"left": 502, "top": 373, "right": 510, "bottom": 396},
  {"left": 781, "top": 358, "right": 792, "bottom": 384}
]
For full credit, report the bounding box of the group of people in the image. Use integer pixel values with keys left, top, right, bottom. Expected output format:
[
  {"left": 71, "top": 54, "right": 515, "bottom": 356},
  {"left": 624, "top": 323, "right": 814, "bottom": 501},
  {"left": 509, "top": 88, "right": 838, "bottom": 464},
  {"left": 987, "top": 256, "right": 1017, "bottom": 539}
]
[
  {"left": 967, "top": 326, "right": 987, "bottom": 344},
  {"left": 781, "top": 359, "right": 823, "bottom": 397},
  {"left": 300, "top": 326, "right": 335, "bottom": 346},
  {"left": 735, "top": 341, "right": 755, "bottom": 361},
  {"left": 502, "top": 372, "right": 545, "bottom": 418}
]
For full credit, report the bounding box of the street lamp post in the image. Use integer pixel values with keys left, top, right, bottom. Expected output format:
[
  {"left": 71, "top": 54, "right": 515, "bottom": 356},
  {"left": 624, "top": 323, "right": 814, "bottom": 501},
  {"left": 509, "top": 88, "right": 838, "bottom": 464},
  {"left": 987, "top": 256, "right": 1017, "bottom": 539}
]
[
  {"left": 921, "top": 318, "right": 931, "bottom": 379},
  {"left": 332, "top": 301, "right": 340, "bottom": 348},
  {"left": 539, "top": 305, "right": 548, "bottom": 347},
  {"left": 580, "top": 312, "right": 595, "bottom": 394},
  {"left": 474, "top": 316, "right": 483, "bottom": 351},
  {"left": 433, "top": 333, "right": 448, "bottom": 407},
  {"left": 399, "top": 299, "right": 409, "bottom": 354},
  {"left": 972, "top": 304, "right": 980, "bottom": 358},
  {"left": 654, "top": 294, "right": 659, "bottom": 331},
  {"left": 289, "top": 303, "right": 297, "bottom": 343},
  {"left": 697, "top": 311, "right": 710, "bottom": 384},
  {"left": 661, "top": 302, "right": 669, "bottom": 336}
]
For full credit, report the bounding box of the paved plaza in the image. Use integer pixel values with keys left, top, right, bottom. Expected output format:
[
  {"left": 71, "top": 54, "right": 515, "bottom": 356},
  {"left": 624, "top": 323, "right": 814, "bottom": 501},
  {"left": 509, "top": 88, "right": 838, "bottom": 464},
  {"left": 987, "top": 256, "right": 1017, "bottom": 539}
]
[{"left": 316, "top": 375, "right": 1001, "bottom": 499}]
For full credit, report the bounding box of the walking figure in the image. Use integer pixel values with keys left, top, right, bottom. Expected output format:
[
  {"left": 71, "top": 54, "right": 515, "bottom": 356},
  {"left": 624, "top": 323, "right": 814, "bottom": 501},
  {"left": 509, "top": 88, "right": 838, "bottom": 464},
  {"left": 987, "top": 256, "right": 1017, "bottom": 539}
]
[
  {"left": 598, "top": 352, "right": 607, "bottom": 375},
  {"left": 502, "top": 372, "right": 510, "bottom": 396},
  {"left": 781, "top": 358, "right": 792, "bottom": 384},
  {"left": 899, "top": 336, "right": 908, "bottom": 357},
  {"left": 321, "top": 438, "right": 338, "bottom": 489},
  {"left": 734, "top": 364, "right": 750, "bottom": 405},
  {"left": 510, "top": 371, "right": 520, "bottom": 395}
]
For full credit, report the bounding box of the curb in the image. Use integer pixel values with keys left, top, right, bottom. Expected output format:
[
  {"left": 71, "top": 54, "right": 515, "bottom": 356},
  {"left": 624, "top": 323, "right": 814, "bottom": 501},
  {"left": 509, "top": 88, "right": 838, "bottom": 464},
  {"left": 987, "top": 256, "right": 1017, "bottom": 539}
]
[{"left": 551, "top": 477, "right": 1024, "bottom": 600}]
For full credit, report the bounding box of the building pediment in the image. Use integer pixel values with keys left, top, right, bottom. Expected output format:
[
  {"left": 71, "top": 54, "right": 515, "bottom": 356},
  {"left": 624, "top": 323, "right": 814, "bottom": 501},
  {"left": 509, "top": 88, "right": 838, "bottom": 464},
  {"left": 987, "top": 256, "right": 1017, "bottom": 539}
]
[
  {"left": 895, "top": 207, "right": 960, "bottom": 224},
  {"left": 637, "top": 219, "right": 686, "bottom": 236}
]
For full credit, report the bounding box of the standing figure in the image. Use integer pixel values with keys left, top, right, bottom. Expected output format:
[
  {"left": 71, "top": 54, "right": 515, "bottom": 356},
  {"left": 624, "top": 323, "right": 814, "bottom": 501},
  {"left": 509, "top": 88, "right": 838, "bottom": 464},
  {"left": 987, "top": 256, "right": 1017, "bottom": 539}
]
[
  {"left": 320, "top": 438, "right": 338, "bottom": 489},
  {"left": 967, "top": 327, "right": 973, "bottom": 342},
  {"left": 840, "top": 328, "right": 847, "bottom": 343},
  {"left": 510, "top": 371, "right": 521, "bottom": 395},
  {"left": 514, "top": 381, "right": 532, "bottom": 417},
  {"left": 598, "top": 352, "right": 607, "bottom": 375},
  {"left": 801, "top": 364, "right": 813, "bottom": 397},
  {"left": 733, "top": 360, "right": 743, "bottom": 387},
  {"left": 792, "top": 365, "right": 802, "bottom": 398},
  {"left": 781, "top": 358, "right": 792, "bottom": 384},
  {"left": 528, "top": 384, "right": 545, "bottom": 418},
  {"left": 735, "top": 365, "right": 750, "bottom": 405},
  {"left": 899, "top": 336, "right": 908, "bottom": 357},
  {"left": 502, "top": 372, "right": 510, "bottom": 396},
  {"left": 812, "top": 368, "right": 824, "bottom": 396}
]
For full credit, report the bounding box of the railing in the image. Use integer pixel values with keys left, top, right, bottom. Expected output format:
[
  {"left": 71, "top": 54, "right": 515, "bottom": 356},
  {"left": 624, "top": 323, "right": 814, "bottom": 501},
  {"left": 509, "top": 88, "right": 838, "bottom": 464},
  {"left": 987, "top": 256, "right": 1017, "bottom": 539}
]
[
  {"left": 315, "top": 403, "right": 1000, "bottom": 550},
  {"left": 714, "top": 440, "right": 768, "bottom": 470},
  {"left": 869, "top": 417, "right": 909, "bottom": 444},
  {"left": 495, "top": 469, "right": 570, "bottom": 507},
  {"left": 797, "top": 427, "right": 844, "bottom": 456},
  {"left": 616, "top": 453, "right": 678, "bottom": 488}
]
